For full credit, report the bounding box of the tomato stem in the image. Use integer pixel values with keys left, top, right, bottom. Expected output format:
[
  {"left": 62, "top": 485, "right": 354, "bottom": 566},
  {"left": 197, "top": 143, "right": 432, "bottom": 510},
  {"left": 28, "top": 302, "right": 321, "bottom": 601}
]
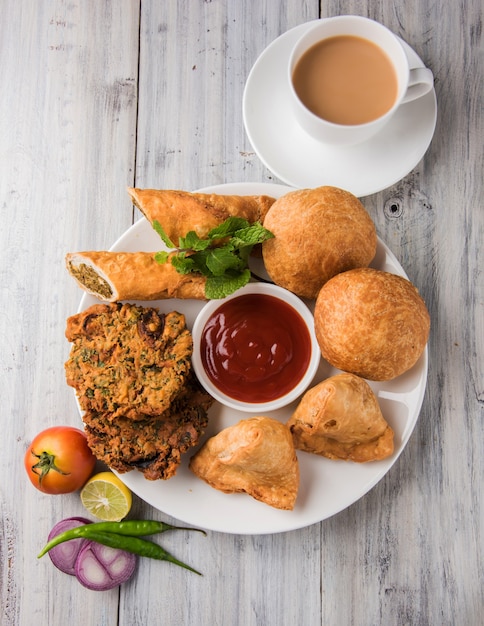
[{"left": 31, "top": 450, "right": 70, "bottom": 485}]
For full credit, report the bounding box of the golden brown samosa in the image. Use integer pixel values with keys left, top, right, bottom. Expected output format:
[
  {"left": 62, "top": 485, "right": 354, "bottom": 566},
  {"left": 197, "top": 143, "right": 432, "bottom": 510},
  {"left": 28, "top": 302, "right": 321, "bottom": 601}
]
[
  {"left": 189, "top": 417, "right": 299, "bottom": 510},
  {"left": 287, "top": 373, "right": 394, "bottom": 462}
]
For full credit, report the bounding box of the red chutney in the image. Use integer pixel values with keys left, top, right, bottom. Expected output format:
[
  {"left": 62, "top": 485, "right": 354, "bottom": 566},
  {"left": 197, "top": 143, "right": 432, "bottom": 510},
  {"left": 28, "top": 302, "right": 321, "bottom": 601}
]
[{"left": 200, "top": 293, "right": 312, "bottom": 403}]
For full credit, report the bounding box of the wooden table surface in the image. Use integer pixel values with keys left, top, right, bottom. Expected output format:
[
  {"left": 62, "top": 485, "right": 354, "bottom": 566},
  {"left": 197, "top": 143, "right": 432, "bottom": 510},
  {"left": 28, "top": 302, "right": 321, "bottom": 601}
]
[{"left": 1, "top": 1, "right": 482, "bottom": 625}]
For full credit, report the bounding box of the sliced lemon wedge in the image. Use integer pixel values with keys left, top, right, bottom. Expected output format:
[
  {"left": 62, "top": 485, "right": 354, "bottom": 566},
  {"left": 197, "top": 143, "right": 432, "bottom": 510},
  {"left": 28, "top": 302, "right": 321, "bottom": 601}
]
[{"left": 80, "top": 471, "right": 132, "bottom": 522}]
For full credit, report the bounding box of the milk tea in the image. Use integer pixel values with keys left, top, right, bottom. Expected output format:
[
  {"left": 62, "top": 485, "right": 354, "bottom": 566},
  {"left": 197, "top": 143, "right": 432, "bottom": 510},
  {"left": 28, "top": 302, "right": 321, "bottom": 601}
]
[{"left": 292, "top": 35, "right": 398, "bottom": 125}]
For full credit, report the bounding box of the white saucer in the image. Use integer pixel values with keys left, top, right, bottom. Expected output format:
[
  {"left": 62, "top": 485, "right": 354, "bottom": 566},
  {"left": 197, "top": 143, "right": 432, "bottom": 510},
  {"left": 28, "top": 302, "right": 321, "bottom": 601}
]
[{"left": 243, "top": 21, "right": 437, "bottom": 197}]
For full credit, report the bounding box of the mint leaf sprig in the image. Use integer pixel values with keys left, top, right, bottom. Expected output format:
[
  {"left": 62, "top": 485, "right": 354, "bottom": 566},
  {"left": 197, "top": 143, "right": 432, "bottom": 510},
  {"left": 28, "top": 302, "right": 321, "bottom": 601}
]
[{"left": 152, "top": 217, "right": 274, "bottom": 299}]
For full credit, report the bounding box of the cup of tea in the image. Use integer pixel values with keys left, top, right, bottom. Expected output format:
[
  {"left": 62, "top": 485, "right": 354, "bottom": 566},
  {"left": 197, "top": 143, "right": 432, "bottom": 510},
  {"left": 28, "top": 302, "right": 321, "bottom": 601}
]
[{"left": 288, "top": 16, "right": 434, "bottom": 145}]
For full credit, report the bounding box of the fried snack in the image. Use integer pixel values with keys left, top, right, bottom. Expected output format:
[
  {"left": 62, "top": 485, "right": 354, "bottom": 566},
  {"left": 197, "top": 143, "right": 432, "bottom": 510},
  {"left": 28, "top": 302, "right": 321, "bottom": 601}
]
[
  {"left": 287, "top": 373, "right": 394, "bottom": 462},
  {"left": 262, "top": 186, "right": 377, "bottom": 299},
  {"left": 82, "top": 375, "right": 213, "bottom": 480},
  {"left": 128, "top": 187, "right": 275, "bottom": 245},
  {"left": 66, "top": 251, "right": 207, "bottom": 302},
  {"left": 315, "top": 268, "right": 430, "bottom": 380},
  {"left": 189, "top": 417, "right": 299, "bottom": 510},
  {"left": 65, "top": 303, "right": 193, "bottom": 420}
]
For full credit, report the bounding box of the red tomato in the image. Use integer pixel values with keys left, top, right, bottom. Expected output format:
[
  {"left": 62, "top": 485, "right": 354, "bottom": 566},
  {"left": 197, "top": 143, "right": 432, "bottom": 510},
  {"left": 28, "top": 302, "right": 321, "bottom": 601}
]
[{"left": 24, "top": 426, "right": 96, "bottom": 494}]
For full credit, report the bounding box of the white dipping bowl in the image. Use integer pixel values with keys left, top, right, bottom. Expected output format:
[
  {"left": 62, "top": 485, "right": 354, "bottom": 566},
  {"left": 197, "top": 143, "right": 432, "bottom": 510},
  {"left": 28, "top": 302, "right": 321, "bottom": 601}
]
[{"left": 192, "top": 282, "right": 320, "bottom": 412}]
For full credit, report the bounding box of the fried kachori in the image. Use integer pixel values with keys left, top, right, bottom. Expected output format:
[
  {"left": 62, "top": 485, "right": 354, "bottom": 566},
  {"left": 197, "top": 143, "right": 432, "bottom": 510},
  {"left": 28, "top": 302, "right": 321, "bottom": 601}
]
[
  {"left": 262, "top": 186, "right": 377, "bottom": 298},
  {"left": 314, "top": 268, "right": 430, "bottom": 380}
]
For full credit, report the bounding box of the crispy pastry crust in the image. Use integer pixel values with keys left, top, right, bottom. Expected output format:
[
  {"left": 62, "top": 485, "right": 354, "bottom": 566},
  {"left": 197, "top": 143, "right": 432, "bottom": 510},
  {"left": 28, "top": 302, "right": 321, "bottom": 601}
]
[
  {"left": 66, "top": 251, "right": 207, "bottom": 302},
  {"left": 314, "top": 268, "right": 430, "bottom": 380},
  {"left": 262, "top": 186, "right": 377, "bottom": 299},
  {"left": 287, "top": 373, "right": 394, "bottom": 462},
  {"left": 189, "top": 417, "right": 299, "bottom": 510},
  {"left": 128, "top": 187, "right": 275, "bottom": 245}
]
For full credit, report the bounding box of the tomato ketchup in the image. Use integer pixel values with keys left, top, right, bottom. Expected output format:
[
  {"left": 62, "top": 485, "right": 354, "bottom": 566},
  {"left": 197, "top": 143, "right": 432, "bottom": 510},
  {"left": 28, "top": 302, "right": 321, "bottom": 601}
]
[{"left": 200, "top": 294, "right": 311, "bottom": 403}]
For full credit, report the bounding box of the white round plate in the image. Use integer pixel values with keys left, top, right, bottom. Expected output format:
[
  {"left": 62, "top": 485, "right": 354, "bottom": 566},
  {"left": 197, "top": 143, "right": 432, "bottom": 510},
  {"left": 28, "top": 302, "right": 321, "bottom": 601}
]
[
  {"left": 243, "top": 22, "right": 437, "bottom": 197},
  {"left": 77, "top": 182, "right": 428, "bottom": 535}
]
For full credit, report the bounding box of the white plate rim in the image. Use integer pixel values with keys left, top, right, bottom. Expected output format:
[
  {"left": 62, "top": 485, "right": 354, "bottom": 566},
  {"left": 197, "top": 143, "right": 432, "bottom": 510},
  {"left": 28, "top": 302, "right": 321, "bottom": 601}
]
[{"left": 76, "top": 182, "right": 428, "bottom": 535}]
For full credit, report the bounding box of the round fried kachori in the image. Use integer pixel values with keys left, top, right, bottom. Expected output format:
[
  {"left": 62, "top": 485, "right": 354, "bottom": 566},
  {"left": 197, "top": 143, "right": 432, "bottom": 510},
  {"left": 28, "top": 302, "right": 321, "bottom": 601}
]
[
  {"left": 314, "top": 268, "right": 430, "bottom": 381},
  {"left": 262, "top": 186, "right": 377, "bottom": 298}
]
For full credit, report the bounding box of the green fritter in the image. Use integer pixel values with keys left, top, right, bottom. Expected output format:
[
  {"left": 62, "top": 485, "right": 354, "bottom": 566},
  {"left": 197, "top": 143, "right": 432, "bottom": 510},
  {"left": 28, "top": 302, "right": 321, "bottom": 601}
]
[
  {"left": 65, "top": 302, "right": 193, "bottom": 421},
  {"left": 82, "top": 374, "right": 214, "bottom": 480}
]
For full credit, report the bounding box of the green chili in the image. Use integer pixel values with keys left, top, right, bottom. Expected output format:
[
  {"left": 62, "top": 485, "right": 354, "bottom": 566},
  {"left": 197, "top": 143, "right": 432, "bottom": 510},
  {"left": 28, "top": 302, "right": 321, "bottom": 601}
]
[
  {"left": 63, "top": 531, "right": 200, "bottom": 575},
  {"left": 63, "top": 519, "right": 205, "bottom": 538},
  {"left": 37, "top": 521, "right": 205, "bottom": 575},
  {"left": 37, "top": 519, "right": 204, "bottom": 556}
]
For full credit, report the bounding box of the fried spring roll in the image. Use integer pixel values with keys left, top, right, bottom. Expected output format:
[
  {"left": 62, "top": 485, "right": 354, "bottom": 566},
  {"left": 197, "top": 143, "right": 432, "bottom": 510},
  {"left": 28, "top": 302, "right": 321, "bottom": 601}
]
[
  {"left": 66, "top": 251, "right": 207, "bottom": 302},
  {"left": 127, "top": 187, "right": 276, "bottom": 245}
]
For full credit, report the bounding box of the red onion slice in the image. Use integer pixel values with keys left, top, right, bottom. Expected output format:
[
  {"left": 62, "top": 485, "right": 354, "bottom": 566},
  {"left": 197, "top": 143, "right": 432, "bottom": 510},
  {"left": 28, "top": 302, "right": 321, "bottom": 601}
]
[
  {"left": 75, "top": 541, "right": 137, "bottom": 591},
  {"left": 47, "top": 517, "right": 92, "bottom": 575}
]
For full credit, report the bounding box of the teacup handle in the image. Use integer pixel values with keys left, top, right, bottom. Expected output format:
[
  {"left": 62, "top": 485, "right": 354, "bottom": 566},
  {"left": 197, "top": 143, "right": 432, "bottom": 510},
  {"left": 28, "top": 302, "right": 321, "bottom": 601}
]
[{"left": 402, "top": 67, "right": 434, "bottom": 104}]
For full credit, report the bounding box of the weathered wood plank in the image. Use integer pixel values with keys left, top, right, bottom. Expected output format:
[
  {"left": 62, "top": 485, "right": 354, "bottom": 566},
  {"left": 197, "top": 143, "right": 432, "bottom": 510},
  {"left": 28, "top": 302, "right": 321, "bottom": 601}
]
[
  {"left": 320, "top": 1, "right": 484, "bottom": 625},
  {"left": 133, "top": 0, "right": 318, "bottom": 191},
  {"left": 0, "top": 1, "right": 139, "bottom": 625}
]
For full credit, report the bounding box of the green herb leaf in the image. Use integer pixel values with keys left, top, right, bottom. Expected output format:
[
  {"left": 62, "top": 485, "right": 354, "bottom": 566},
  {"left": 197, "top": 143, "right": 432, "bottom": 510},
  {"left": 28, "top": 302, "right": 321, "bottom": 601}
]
[
  {"left": 171, "top": 253, "right": 197, "bottom": 274},
  {"left": 154, "top": 250, "right": 170, "bottom": 264},
  {"left": 205, "top": 269, "right": 252, "bottom": 299},
  {"left": 232, "top": 222, "right": 275, "bottom": 247},
  {"left": 178, "top": 230, "right": 211, "bottom": 251},
  {"left": 152, "top": 220, "right": 176, "bottom": 248},
  {"left": 205, "top": 247, "right": 245, "bottom": 276},
  {"left": 152, "top": 216, "right": 274, "bottom": 299},
  {"left": 208, "top": 217, "right": 251, "bottom": 239},
  {"left": 177, "top": 250, "right": 212, "bottom": 276}
]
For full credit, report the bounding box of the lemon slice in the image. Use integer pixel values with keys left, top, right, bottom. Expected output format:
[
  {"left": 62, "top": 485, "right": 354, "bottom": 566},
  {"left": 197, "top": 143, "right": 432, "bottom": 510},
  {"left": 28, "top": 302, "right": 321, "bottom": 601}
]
[{"left": 80, "top": 471, "right": 132, "bottom": 521}]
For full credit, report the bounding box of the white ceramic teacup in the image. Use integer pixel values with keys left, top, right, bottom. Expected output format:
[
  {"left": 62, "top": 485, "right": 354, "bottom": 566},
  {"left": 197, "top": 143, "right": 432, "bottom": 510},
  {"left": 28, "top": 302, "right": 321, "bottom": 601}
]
[{"left": 288, "top": 16, "right": 434, "bottom": 146}]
